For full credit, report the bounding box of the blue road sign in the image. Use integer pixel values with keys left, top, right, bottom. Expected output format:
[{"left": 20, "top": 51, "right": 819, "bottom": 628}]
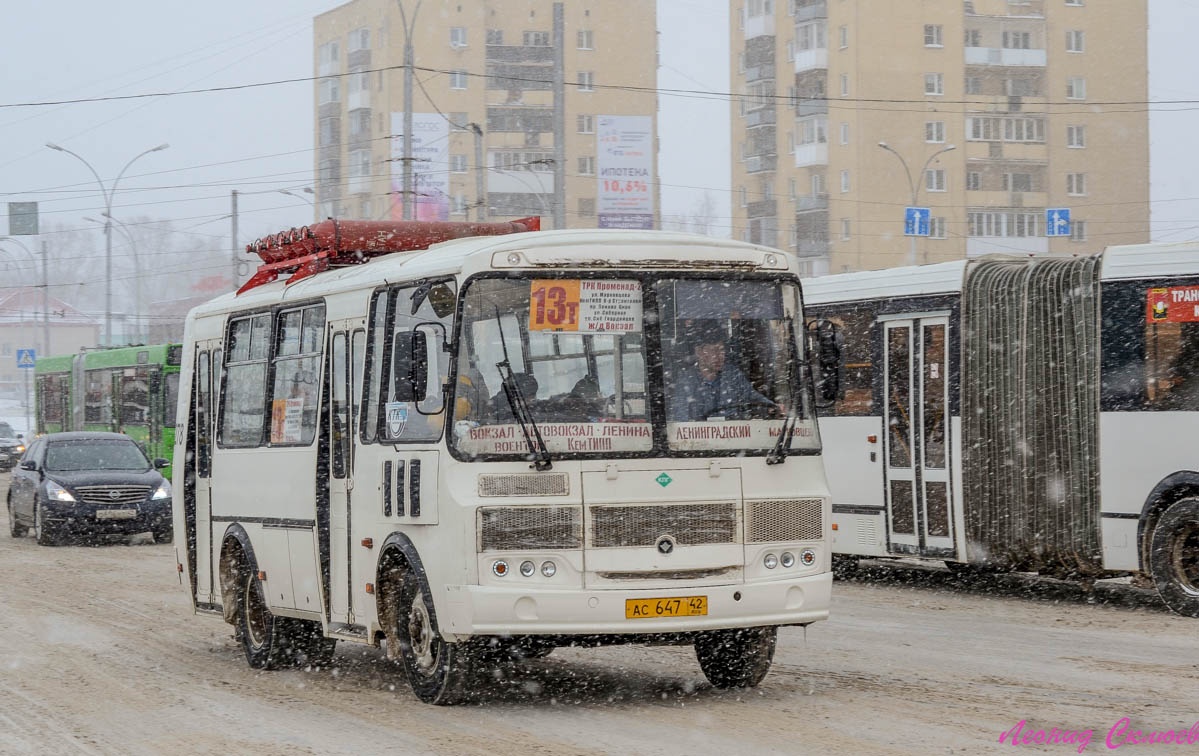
[
  {"left": 904, "top": 207, "right": 931, "bottom": 237},
  {"left": 16, "top": 348, "right": 35, "bottom": 369},
  {"left": 1046, "top": 208, "right": 1071, "bottom": 237}
]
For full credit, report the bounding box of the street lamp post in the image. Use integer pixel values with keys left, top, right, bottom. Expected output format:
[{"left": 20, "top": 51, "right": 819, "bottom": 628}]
[
  {"left": 876, "top": 141, "right": 956, "bottom": 266},
  {"left": 85, "top": 214, "right": 144, "bottom": 344},
  {"left": 46, "top": 142, "right": 168, "bottom": 346}
]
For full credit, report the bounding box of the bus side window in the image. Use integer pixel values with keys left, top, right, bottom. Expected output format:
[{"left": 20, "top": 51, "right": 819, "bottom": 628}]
[
  {"left": 362, "top": 292, "right": 389, "bottom": 443},
  {"left": 351, "top": 331, "right": 365, "bottom": 458},
  {"left": 196, "top": 351, "right": 211, "bottom": 477},
  {"left": 220, "top": 314, "right": 271, "bottom": 447},
  {"left": 331, "top": 332, "right": 349, "bottom": 478},
  {"left": 383, "top": 282, "right": 456, "bottom": 443},
  {"left": 806, "top": 307, "right": 875, "bottom": 416},
  {"left": 269, "top": 304, "right": 325, "bottom": 446}
]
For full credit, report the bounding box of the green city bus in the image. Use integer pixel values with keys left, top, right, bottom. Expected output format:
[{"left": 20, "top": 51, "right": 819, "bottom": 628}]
[{"left": 34, "top": 344, "right": 182, "bottom": 479}]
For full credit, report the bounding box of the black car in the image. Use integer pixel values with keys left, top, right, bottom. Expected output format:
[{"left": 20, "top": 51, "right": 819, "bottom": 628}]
[
  {"left": 0, "top": 421, "right": 24, "bottom": 471},
  {"left": 7, "top": 432, "right": 172, "bottom": 545}
]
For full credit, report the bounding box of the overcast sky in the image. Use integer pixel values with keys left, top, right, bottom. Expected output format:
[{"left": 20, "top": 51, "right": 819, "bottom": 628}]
[{"left": 0, "top": 0, "right": 1195, "bottom": 286}]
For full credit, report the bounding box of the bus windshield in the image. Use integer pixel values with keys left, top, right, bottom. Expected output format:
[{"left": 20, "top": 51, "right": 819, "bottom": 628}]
[{"left": 451, "top": 275, "right": 819, "bottom": 458}]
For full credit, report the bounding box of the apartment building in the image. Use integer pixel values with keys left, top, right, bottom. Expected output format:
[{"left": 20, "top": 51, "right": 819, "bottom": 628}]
[
  {"left": 313, "top": 0, "right": 658, "bottom": 230},
  {"left": 731, "top": 0, "right": 1148, "bottom": 275}
]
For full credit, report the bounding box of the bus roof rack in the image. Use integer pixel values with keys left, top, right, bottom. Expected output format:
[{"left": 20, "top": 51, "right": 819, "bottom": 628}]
[{"left": 238, "top": 216, "right": 540, "bottom": 295}]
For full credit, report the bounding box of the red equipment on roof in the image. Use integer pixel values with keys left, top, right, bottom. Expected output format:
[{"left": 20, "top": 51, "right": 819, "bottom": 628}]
[{"left": 237, "top": 216, "right": 540, "bottom": 295}]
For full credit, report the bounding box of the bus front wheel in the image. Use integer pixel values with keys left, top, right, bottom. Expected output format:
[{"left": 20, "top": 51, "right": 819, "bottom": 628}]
[
  {"left": 1150, "top": 497, "right": 1199, "bottom": 618},
  {"left": 383, "top": 566, "right": 474, "bottom": 705},
  {"left": 694, "top": 626, "right": 777, "bottom": 689},
  {"left": 236, "top": 568, "right": 292, "bottom": 669}
]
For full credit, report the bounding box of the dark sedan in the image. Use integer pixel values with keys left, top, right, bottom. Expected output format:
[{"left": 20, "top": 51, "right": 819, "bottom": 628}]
[
  {"left": 7, "top": 432, "right": 172, "bottom": 546},
  {"left": 0, "top": 421, "right": 24, "bottom": 471}
]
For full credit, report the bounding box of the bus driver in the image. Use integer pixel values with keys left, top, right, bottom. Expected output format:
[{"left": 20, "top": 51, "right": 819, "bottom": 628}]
[{"left": 670, "top": 320, "right": 775, "bottom": 421}]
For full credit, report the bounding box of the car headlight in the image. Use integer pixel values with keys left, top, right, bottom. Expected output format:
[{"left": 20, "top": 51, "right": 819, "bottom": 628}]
[
  {"left": 45, "top": 481, "right": 76, "bottom": 502},
  {"left": 15, "top": 445, "right": 24, "bottom": 454},
  {"left": 151, "top": 480, "right": 172, "bottom": 500}
]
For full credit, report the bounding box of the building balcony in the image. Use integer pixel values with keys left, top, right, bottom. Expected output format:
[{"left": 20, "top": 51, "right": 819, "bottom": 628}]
[
  {"left": 346, "top": 175, "right": 371, "bottom": 196},
  {"left": 796, "top": 98, "right": 827, "bottom": 117},
  {"left": 794, "top": 142, "right": 828, "bottom": 168},
  {"left": 747, "top": 199, "right": 777, "bottom": 219},
  {"left": 796, "top": 239, "right": 830, "bottom": 257},
  {"left": 745, "top": 64, "right": 775, "bottom": 83},
  {"left": 348, "top": 89, "right": 370, "bottom": 111},
  {"left": 487, "top": 169, "right": 555, "bottom": 196},
  {"left": 485, "top": 44, "right": 554, "bottom": 64},
  {"left": 795, "top": 194, "right": 828, "bottom": 212},
  {"left": 794, "top": 48, "right": 828, "bottom": 73},
  {"left": 746, "top": 154, "right": 777, "bottom": 173},
  {"left": 744, "top": 13, "right": 775, "bottom": 40},
  {"left": 964, "top": 47, "right": 1046, "bottom": 67},
  {"left": 745, "top": 108, "right": 776, "bottom": 128},
  {"left": 965, "top": 141, "right": 1048, "bottom": 162},
  {"left": 967, "top": 190, "right": 1047, "bottom": 208},
  {"left": 318, "top": 61, "right": 339, "bottom": 78},
  {"left": 794, "top": 1, "right": 828, "bottom": 22}
]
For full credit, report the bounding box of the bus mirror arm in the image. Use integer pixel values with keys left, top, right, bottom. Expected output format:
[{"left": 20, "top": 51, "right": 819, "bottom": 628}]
[{"left": 807, "top": 320, "right": 842, "bottom": 407}]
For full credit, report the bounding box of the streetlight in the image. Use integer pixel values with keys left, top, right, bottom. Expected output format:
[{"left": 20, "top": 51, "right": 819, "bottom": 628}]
[
  {"left": 85, "top": 214, "right": 144, "bottom": 344},
  {"left": 876, "top": 141, "right": 956, "bottom": 265},
  {"left": 46, "top": 141, "right": 169, "bottom": 346},
  {"left": 278, "top": 188, "right": 315, "bottom": 206}
]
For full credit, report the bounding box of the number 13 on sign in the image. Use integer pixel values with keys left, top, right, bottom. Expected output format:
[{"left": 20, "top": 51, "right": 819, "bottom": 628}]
[{"left": 529, "top": 280, "right": 581, "bottom": 331}]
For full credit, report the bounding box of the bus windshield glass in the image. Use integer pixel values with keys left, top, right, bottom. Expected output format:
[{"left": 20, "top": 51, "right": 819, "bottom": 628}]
[{"left": 451, "top": 275, "right": 819, "bottom": 458}]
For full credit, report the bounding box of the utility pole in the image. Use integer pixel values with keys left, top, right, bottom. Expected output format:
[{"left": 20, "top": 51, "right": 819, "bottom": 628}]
[
  {"left": 470, "top": 123, "right": 486, "bottom": 222},
  {"left": 398, "top": 1, "right": 422, "bottom": 221},
  {"left": 41, "top": 239, "right": 50, "bottom": 358},
  {"left": 231, "top": 190, "right": 240, "bottom": 291},
  {"left": 551, "top": 3, "right": 566, "bottom": 229}
]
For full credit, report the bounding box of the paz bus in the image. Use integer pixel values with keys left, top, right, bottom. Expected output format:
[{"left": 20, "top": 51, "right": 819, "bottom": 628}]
[
  {"left": 803, "top": 243, "right": 1199, "bottom": 617},
  {"left": 172, "top": 217, "right": 833, "bottom": 704},
  {"left": 35, "top": 344, "right": 182, "bottom": 478}
]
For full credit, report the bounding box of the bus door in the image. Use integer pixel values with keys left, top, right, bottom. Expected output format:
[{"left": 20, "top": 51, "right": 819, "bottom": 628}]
[
  {"left": 192, "top": 341, "right": 220, "bottom": 604},
  {"left": 326, "top": 320, "right": 365, "bottom": 628},
  {"left": 882, "top": 315, "right": 954, "bottom": 557}
]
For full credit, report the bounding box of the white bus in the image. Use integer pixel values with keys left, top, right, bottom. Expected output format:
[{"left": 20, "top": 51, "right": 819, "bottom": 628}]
[
  {"left": 172, "top": 218, "right": 833, "bottom": 703},
  {"left": 803, "top": 243, "right": 1199, "bottom": 617}
]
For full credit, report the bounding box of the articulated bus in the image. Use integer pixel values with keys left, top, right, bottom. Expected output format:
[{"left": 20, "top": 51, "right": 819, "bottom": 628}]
[
  {"left": 35, "top": 344, "right": 182, "bottom": 478},
  {"left": 173, "top": 218, "right": 832, "bottom": 703},
  {"left": 804, "top": 243, "right": 1199, "bottom": 617}
]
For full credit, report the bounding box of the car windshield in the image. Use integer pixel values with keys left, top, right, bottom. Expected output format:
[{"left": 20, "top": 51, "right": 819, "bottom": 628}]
[
  {"left": 44, "top": 439, "right": 150, "bottom": 472},
  {"left": 0, "top": 422, "right": 14, "bottom": 440},
  {"left": 451, "top": 275, "right": 819, "bottom": 458}
]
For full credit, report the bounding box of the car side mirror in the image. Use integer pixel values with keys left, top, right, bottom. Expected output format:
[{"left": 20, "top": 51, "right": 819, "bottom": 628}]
[
  {"left": 16, "top": 433, "right": 23, "bottom": 441},
  {"left": 154, "top": 458, "right": 170, "bottom": 470},
  {"left": 20, "top": 459, "right": 37, "bottom": 472},
  {"left": 392, "top": 330, "right": 429, "bottom": 402}
]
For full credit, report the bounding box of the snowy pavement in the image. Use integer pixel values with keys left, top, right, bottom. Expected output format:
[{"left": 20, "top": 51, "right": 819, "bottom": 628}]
[{"left": 0, "top": 472, "right": 1196, "bottom": 755}]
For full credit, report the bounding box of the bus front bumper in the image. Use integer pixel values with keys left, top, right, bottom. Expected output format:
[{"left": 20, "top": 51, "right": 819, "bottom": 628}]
[{"left": 439, "top": 571, "right": 831, "bottom": 638}]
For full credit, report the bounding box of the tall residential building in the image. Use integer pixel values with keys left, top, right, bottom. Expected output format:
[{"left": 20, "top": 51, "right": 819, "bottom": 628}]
[
  {"left": 313, "top": 0, "right": 658, "bottom": 230},
  {"left": 731, "top": 0, "right": 1148, "bottom": 275}
]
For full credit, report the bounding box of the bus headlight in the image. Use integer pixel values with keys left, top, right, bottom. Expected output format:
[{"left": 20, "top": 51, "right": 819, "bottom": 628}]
[
  {"left": 151, "top": 481, "right": 172, "bottom": 500},
  {"left": 780, "top": 552, "right": 795, "bottom": 568},
  {"left": 763, "top": 553, "right": 778, "bottom": 570},
  {"left": 519, "top": 560, "right": 536, "bottom": 577},
  {"left": 45, "top": 481, "right": 75, "bottom": 503},
  {"left": 540, "top": 561, "right": 556, "bottom": 578}
]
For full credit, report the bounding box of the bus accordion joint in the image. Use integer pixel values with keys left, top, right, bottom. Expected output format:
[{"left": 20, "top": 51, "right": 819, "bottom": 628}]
[{"left": 237, "top": 217, "right": 541, "bottom": 296}]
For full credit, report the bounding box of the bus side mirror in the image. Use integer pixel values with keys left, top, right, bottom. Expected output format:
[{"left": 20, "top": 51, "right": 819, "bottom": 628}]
[
  {"left": 807, "top": 320, "right": 841, "bottom": 408},
  {"left": 392, "top": 331, "right": 429, "bottom": 402}
]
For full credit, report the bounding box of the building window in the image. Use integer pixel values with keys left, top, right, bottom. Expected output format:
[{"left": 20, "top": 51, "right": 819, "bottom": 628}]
[
  {"left": 739, "top": 186, "right": 748, "bottom": 207},
  {"left": 839, "top": 25, "right": 848, "bottom": 49},
  {"left": 577, "top": 29, "right": 594, "bottom": 49},
  {"left": 450, "top": 154, "right": 468, "bottom": 173},
  {"left": 925, "top": 169, "right": 946, "bottom": 192},
  {"left": 450, "top": 27, "right": 468, "bottom": 47},
  {"left": 762, "top": 179, "right": 773, "bottom": 201},
  {"left": 839, "top": 74, "right": 849, "bottom": 96},
  {"left": 786, "top": 39, "right": 795, "bottom": 62},
  {"left": 1067, "top": 172, "right": 1087, "bottom": 195},
  {"left": 451, "top": 194, "right": 468, "bottom": 215},
  {"left": 449, "top": 70, "right": 468, "bottom": 90},
  {"left": 796, "top": 20, "right": 826, "bottom": 51},
  {"left": 968, "top": 211, "right": 1041, "bottom": 237},
  {"left": 578, "top": 71, "right": 595, "bottom": 91},
  {"left": 840, "top": 218, "right": 851, "bottom": 240},
  {"left": 1066, "top": 77, "right": 1086, "bottom": 99},
  {"left": 1002, "top": 31, "right": 1032, "bottom": 49},
  {"left": 925, "top": 121, "right": 945, "bottom": 143},
  {"left": 966, "top": 171, "right": 982, "bottom": 191},
  {"left": 967, "top": 115, "right": 1045, "bottom": 143},
  {"left": 523, "top": 31, "right": 550, "bottom": 47},
  {"left": 1065, "top": 0, "right": 1084, "bottom": 5},
  {"left": 1003, "top": 172, "right": 1033, "bottom": 192},
  {"left": 318, "top": 41, "right": 340, "bottom": 73},
  {"left": 964, "top": 29, "right": 981, "bottom": 47},
  {"left": 577, "top": 156, "right": 596, "bottom": 175},
  {"left": 486, "top": 28, "right": 503, "bottom": 45},
  {"left": 840, "top": 169, "right": 850, "bottom": 193},
  {"left": 348, "top": 149, "right": 371, "bottom": 185},
  {"left": 839, "top": 122, "right": 849, "bottom": 145},
  {"left": 924, "top": 24, "right": 943, "bottom": 47},
  {"left": 798, "top": 115, "right": 827, "bottom": 144},
  {"left": 1067, "top": 124, "right": 1087, "bottom": 148},
  {"left": 924, "top": 73, "right": 944, "bottom": 95},
  {"left": 578, "top": 198, "right": 596, "bottom": 218},
  {"left": 577, "top": 114, "right": 594, "bottom": 133},
  {"left": 348, "top": 28, "right": 370, "bottom": 52},
  {"left": 930, "top": 217, "right": 947, "bottom": 239},
  {"left": 789, "top": 178, "right": 797, "bottom": 198},
  {"left": 1067, "top": 30, "right": 1085, "bottom": 52},
  {"left": 1070, "top": 219, "right": 1087, "bottom": 241},
  {"left": 965, "top": 76, "right": 982, "bottom": 95},
  {"left": 318, "top": 78, "right": 340, "bottom": 104}
]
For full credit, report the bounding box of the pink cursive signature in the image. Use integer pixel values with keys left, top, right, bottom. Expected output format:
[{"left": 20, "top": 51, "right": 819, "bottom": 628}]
[{"left": 999, "top": 719, "right": 1199, "bottom": 752}]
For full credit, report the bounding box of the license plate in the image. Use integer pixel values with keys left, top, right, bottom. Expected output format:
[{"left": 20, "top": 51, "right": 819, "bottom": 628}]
[
  {"left": 625, "top": 595, "right": 708, "bottom": 619},
  {"left": 96, "top": 509, "right": 137, "bottom": 520}
]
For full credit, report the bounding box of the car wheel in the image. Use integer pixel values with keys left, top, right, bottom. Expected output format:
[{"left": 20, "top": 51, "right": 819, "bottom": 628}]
[
  {"left": 694, "top": 626, "right": 777, "bottom": 689},
  {"left": 34, "top": 502, "right": 58, "bottom": 547},
  {"left": 151, "top": 526, "right": 173, "bottom": 544},
  {"left": 8, "top": 496, "right": 28, "bottom": 538},
  {"left": 1150, "top": 497, "right": 1199, "bottom": 618},
  {"left": 382, "top": 564, "right": 475, "bottom": 705},
  {"left": 236, "top": 568, "right": 295, "bottom": 669}
]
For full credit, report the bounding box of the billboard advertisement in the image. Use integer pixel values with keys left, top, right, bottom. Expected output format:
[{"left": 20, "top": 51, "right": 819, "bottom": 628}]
[
  {"left": 390, "top": 112, "right": 450, "bottom": 221},
  {"left": 596, "top": 115, "right": 654, "bottom": 229}
]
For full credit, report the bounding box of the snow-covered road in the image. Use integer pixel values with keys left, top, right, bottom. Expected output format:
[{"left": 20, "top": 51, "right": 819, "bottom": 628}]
[{"left": 1, "top": 472, "right": 1195, "bottom": 755}]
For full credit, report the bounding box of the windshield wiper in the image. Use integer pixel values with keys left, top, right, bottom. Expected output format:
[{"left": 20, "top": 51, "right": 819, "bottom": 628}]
[
  {"left": 494, "top": 310, "right": 552, "bottom": 471},
  {"left": 766, "top": 317, "right": 803, "bottom": 466}
]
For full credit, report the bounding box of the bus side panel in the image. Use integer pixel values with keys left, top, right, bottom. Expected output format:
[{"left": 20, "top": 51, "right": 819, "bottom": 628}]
[{"left": 821, "top": 416, "right": 887, "bottom": 557}]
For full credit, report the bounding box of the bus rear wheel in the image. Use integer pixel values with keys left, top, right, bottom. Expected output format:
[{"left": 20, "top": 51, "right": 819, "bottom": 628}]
[
  {"left": 694, "top": 626, "right": 777, "bottom": 689},
  {"left": 384, "top": 567, "right": 474, "bottom": 705},
  {"left": 1150, "top": 497, "right": 1199, "bottom": 618}
]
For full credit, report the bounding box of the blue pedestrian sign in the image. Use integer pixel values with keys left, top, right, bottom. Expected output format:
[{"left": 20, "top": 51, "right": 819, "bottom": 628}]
[
  {"left": 1046, "top": 208, "right": 1071, "bottom": 237},
  {"left": 16, "top": 349, "right": 35, "bottom": 369},
  {"left": 904, "top": 207, "right": 931, "bottom": 237}
]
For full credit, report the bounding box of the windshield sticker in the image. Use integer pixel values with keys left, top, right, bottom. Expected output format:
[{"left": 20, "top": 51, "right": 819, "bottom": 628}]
[
  {"left": 460, "top": 422, "right": 651, "bottom": 454},
  {"left": 270, "top": 398, "right": 305, "bottom": 444},
  {"left": 1148, "top": 286, "right": 1199, "bottom": 323},
  {"left": 386, "top": 402, "right": 409, "bottom": 438},
  {"left": 529, "top": 279, "right": 643, "bottom": 334}
]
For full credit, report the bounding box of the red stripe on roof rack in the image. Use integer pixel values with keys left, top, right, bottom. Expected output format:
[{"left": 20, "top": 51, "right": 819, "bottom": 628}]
[{"left": 237, "top": 216, "right": 540, "bottom": 295}]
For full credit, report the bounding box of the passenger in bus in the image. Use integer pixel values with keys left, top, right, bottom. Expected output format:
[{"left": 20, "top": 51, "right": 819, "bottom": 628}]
[{"left": 670, "top": 321, "right": 775, "bottom": 421}]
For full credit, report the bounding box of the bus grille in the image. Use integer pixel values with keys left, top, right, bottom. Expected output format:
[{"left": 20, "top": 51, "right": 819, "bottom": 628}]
[
  {"left": 589, "top": 503, "right": 738, "bottom": 548},
  {"left": 477, "top": 506, "right": 582, "bottom": 551},
  {"left": 744, "top": 499, "right": 823, "bottom": 543},
  {"left": 478, "top": 473, "right": 569, "bottom": 497},
  {"left": 75, "top": 485, "right": 151, "bottom": 508}
]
